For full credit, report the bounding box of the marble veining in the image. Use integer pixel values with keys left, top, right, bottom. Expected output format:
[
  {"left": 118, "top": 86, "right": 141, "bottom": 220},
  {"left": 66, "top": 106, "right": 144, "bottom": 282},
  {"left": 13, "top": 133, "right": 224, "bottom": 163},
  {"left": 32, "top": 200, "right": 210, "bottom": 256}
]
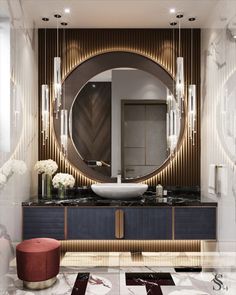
[
  {"left": 22, "top": 195, "right": 216, "bottom": 207},
  {"left": 1, "top": 266, "right": 236, "bottom": 294}
]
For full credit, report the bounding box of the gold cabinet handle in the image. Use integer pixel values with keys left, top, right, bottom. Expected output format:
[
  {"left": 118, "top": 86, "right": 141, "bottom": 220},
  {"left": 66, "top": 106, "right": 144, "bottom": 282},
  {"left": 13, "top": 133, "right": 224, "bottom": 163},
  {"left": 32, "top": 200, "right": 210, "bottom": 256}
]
[
  {"left": 115, "top": 209, "right": 124, "bottom": 239},
  {"left": 119, "top": 210, "right": 124, "bottom": 239},
  {"left": 115, "top": 210, "right": 120, "bottom": 238}
]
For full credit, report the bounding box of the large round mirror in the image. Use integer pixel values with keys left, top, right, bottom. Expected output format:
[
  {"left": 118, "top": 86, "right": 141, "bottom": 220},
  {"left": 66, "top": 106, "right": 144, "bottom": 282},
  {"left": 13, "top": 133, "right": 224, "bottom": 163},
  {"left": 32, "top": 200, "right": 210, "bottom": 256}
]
[{"left": 54, "top": 51, "right": 183, "bottom": 182}]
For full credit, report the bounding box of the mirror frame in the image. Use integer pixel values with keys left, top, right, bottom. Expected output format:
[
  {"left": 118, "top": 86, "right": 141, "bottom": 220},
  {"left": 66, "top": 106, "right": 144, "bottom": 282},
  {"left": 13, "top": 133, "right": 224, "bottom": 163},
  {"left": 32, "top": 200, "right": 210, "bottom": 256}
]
[{"left": 53, "top": 51, "right": 185, "bottom": 183}]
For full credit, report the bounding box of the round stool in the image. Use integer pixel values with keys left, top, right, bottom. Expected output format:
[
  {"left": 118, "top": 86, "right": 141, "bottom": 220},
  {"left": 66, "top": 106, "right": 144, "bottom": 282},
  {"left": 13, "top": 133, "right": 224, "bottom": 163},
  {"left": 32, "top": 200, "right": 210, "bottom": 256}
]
[{"left": 16, "top": 238, "right": 60, "bottom": 290}]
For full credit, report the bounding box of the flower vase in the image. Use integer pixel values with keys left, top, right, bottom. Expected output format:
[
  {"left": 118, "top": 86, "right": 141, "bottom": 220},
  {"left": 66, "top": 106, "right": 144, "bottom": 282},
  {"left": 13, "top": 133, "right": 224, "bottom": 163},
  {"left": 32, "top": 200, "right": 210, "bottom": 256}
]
[
  {"left": 58, "top": 186, "right": 66, "bottom": 199},
  {"left": 42, "top": 174, "right": 52, "bottom": 199}
]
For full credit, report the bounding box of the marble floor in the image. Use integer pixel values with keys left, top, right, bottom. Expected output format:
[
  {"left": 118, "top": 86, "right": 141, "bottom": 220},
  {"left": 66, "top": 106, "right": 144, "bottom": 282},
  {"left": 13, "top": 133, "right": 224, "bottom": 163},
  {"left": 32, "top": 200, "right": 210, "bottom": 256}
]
[{"left": 1, "top": 251, "right": 236, "bottom": 294}]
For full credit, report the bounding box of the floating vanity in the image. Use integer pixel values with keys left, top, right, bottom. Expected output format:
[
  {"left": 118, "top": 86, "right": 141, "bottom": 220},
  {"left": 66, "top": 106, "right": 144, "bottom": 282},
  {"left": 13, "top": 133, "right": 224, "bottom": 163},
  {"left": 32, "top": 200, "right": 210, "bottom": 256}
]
[{"left": 22, "top": 194, "right": 217, "bottom": 252}]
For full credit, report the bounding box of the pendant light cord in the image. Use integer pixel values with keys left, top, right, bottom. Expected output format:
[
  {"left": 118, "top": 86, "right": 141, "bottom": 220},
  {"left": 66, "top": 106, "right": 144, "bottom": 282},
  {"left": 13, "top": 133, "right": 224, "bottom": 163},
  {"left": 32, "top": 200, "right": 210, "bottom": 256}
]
[
  {"left": 178, "top": 19, "right": 181, "bottom": 56},
  {"left": 191, "top": 28, "right": 193, "bottom": 84},
  {"left": 57, "top": 17, "right": 59, "bottom": 57},
  {"left": 63, "top": 27, "right": 66, "bottom": 110},
  {"left": 173, "top": 27, "right": 175, "bottom": 94},
  {"left": 44, "top": 28, "right": 46, "bottom": 83}
]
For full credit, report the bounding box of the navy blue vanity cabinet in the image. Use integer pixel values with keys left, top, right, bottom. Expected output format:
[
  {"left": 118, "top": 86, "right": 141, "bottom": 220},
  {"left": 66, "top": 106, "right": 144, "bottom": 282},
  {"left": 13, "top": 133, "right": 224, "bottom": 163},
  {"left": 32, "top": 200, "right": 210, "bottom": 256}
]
[
  {"left": 67, "top": 208, "right": 116, "bottom": 239},
  {"left": 23, "top": 207, "right": 65, "bottom": 240},
  {"left": 174, "top": 207, "right": 217, "bottom": 240},
  {"left": 122, "top": 208, "right": 172, "bottom": 240}
]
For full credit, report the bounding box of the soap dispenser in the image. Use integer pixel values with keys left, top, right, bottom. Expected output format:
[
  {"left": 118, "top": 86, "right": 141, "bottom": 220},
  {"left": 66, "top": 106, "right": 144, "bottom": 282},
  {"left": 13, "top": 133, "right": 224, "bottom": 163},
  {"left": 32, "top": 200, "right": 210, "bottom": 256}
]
[{"left": 156, "top": 184, "right": 163, "bottom": 198}]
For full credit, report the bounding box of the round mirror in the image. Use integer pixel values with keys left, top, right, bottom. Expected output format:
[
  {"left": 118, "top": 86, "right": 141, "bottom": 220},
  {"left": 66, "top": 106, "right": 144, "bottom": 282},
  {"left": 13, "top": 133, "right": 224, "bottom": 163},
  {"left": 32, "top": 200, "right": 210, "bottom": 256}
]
[
  {"left": 54, "top": 51, "right": 184, "bottom": 182},
  {"left": 70, "top": 67, "right": 181, "bottom": 179}
]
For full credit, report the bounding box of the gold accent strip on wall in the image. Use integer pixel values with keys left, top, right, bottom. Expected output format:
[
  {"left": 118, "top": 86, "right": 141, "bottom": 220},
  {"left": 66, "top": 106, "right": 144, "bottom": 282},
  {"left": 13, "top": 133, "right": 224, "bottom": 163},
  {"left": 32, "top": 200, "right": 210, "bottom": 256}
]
[
  {"left": 60, "top": 240, "right": 201, "bottom": 252},
  {"left": 38, "top": 29, "right": 201, "bottom": 187}
]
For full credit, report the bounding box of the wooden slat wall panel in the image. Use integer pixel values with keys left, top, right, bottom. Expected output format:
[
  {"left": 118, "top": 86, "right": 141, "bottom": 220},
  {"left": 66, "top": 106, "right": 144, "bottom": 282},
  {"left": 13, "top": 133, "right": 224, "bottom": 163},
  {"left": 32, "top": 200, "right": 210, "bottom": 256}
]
[{"left": 38, "top": 29, "right": 200, "bottom": 187}]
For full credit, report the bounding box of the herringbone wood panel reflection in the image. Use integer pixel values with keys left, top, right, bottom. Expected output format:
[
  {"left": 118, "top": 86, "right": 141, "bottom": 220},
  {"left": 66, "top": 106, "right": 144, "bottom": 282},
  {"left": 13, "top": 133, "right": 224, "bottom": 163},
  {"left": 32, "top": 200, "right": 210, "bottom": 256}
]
[{"left": 72, "top": 82, "right": 111, "bottom": 176}]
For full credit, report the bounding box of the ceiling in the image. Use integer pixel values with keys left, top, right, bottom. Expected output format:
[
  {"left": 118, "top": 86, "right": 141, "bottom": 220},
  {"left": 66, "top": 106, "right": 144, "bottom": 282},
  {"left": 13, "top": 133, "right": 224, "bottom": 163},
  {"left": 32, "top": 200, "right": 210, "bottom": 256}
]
[{"left": 19, "top": 0, "right": 221, "bottom": 29}]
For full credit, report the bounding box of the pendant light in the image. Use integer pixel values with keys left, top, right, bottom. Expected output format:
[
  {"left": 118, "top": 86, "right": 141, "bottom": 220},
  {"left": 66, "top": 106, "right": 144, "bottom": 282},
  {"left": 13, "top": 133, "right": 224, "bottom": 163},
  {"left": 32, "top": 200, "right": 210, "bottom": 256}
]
[
  {"left": 176, "top": 13, "right": 184, "bottom": 114},
  {"left": 166, "top": 22, "right": 178, "bottom": 154},
  {"left": 41, "top": 17, "right": 50, "bottom": 145},
  {"left": 188, "top": 17, "right": 197, "bottom": 145},
  {"left": 60, "top": 22, "right": 68, "bottom": 156},
  {"left": 53, "top": 14, "right": 62, "bottom": 119}
]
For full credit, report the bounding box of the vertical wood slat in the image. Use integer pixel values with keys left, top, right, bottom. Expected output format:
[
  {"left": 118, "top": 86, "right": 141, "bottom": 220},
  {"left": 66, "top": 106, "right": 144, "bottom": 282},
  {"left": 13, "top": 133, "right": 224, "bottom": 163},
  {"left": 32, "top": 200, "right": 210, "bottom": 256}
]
[{"left": 38, "top": 29, "right": 200, "bottom": 187}]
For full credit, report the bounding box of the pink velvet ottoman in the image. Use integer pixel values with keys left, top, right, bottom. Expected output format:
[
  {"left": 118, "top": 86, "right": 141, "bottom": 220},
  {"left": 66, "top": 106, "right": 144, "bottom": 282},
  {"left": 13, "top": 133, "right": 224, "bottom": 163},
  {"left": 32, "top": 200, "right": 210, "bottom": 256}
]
[{"left": 16, "top": 238, "right": 60, "bottom": 290}]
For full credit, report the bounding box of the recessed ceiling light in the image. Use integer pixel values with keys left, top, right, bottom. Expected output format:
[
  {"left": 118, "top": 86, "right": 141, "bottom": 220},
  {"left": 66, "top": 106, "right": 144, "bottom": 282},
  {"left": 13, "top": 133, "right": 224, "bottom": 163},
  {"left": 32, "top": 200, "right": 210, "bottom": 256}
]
[
  {"left": 176, "top": 13, "right": 184, "bottom": 19},
  {"left": 169, "top": 8, "right": 176, "bottom": 14},
  {"left": 233, "top": 35, "right": 236, "bottom": 39},
  {"left": 64, "top": 8, "right": 70, "bottom": 14}
]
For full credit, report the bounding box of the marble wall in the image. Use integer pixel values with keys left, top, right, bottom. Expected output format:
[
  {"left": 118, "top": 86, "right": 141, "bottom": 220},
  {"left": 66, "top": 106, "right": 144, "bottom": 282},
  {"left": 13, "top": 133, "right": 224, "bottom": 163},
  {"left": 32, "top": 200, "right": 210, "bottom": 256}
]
[
  {"left": 0, "top": 0, "right": 38, "bottom": 242},
  {"left": 201, "top": 1, "right": 236, "bottom": 250}
]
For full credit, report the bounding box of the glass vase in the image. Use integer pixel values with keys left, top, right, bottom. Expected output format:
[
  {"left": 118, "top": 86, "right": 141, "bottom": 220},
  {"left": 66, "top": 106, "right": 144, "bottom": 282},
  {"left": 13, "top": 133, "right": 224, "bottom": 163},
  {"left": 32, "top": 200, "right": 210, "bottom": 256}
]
[
  {"left": 58, "top": 186, "right": 66, "bottom": 199},
  {"left": 42, "top": 173, "right": 52, "bottom": 199}
]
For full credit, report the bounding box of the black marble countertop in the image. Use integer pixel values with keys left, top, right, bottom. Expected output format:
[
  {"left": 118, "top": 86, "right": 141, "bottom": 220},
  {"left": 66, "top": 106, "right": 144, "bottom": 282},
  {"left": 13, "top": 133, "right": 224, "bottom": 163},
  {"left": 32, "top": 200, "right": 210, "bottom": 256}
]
[{"left": 22, "top": 189, "right": 217, "bottom": 207}]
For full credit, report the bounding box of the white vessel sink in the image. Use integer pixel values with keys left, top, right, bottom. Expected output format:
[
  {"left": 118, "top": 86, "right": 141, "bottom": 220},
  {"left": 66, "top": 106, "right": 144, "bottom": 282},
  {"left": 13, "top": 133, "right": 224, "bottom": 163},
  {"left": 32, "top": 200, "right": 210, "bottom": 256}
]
[{"left": 91, "top": 183, "right": 148, "bottom": 199}]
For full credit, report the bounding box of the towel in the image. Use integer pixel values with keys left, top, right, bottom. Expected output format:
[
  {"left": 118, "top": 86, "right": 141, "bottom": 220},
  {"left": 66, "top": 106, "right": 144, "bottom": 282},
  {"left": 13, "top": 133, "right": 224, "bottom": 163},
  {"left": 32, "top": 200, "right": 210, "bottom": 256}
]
[
  {"left": 208, "top": 164, "right": 216, "bottom": 194},
  {"left": 216, "top": 165, "right": 227, "bottom": 196}
]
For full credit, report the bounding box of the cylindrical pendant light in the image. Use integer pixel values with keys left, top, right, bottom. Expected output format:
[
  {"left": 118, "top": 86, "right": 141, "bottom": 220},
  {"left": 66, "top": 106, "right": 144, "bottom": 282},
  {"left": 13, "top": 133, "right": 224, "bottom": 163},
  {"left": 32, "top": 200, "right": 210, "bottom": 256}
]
[
  {"left": 60, "top": 22, "right": 68, "bottom": 156},
  {"left": 41, "top": 84, "right": 49, "bottom": 145},
  {"left": 176, "top": 13, "right": 185, "bottom": 114},
  {"left": 166, "top": 22, "right": 178, "bottom": 154},
  {"left": 41, "top": 18, "right": 50, "bottom": 145},
  {"left": 53, "top": 14, "right": 62, "bottom": 118},
  {"left": 188, "top": 84, "right": 196, "bottom": 142},
  {"left": 60, "top": 109, "right": 68, "bottom": 155},
  {"left": 188, "top": 17, "right": 197, "bottom": 145}
]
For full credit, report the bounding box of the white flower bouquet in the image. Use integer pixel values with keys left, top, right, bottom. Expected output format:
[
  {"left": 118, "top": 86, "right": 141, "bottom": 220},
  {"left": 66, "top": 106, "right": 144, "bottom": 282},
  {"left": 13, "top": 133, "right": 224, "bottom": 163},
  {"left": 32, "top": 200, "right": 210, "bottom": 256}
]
[
  {"left": 52, "top": 173, "right": 75, "bottom": 189},
  {"left": 11, "top": 160, "right": 27, "bottom": 175},
  {"left": 0, "top": 159, "right": 27, "bottom": 179},
  {"left": 0, "top": 173, "right": 7, "bottom": 188},
  {"left": 34, "top": 159, "right": 58, "bottom": 176}
]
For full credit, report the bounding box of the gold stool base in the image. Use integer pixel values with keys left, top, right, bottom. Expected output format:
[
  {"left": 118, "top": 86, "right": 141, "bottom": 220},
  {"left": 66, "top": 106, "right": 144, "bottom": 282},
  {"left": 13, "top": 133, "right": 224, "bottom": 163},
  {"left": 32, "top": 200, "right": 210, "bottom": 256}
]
[{"left": 23, "top": 276, "right": 57, "bottom": 290}]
